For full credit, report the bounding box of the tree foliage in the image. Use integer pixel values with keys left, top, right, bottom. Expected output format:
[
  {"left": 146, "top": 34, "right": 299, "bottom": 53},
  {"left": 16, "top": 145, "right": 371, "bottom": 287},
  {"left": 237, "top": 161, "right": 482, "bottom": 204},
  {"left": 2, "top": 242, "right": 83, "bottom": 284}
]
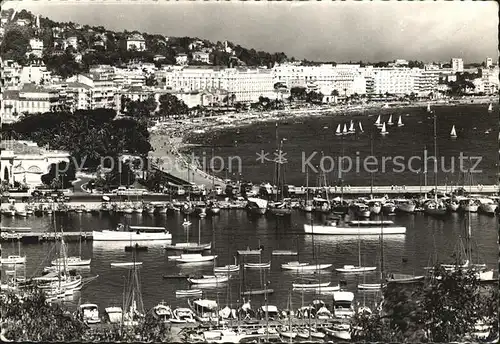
[
  {"left": 2, "top": 109, "right": 151, "bottom": 169},
  {"left": 157, "top": 93, "right": 189, "bottom": 118},
  {"left": 0, "top": 28, "right": 30, "bottom": 64},
  {"left": 352, "top": 266, "right": 499, "bottom": 342},
  {"left": 1, "top": 288, "right": 172, "bottom": 342}
]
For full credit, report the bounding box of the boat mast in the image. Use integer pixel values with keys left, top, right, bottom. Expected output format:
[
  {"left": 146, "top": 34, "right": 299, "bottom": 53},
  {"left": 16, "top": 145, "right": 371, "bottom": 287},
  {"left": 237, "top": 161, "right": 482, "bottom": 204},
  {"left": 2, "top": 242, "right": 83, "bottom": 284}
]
[
  {"left": 380, "top": 214, "right": 384, "bottom": 282},
  {"left": 274, "top": 123, "right": 279, "bottom": 202},
  {"left": 370, "top": 134, "right": 374, "bottom": 197},
  {"left": 433, "top": 112, "right": 438, "bottom": 202},
  {"left": 340, "top": 134, "right": 344, "bottom": 199}
]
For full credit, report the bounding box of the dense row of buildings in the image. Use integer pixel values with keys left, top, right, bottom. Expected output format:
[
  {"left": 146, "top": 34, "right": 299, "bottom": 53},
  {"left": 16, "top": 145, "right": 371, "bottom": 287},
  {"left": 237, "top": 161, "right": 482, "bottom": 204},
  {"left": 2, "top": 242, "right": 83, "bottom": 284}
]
[{"left": 1, "top": 57, "right": 498, "bottom": 123}]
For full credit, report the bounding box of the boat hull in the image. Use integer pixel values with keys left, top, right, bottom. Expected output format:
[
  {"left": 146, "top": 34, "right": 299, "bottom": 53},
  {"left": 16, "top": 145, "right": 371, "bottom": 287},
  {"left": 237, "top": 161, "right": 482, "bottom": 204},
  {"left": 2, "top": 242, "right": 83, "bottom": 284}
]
[
  {"left": 92, "top": 230, "right": 172, "bottom": 241},
  {"left": 304, "top": 224, "right": 406, "bottom": 235}
]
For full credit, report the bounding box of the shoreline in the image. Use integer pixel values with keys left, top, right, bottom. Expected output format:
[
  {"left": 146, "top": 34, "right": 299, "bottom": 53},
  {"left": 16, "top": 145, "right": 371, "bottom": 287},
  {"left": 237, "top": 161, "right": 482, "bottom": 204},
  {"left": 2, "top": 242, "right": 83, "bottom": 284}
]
[{"left": 150, "top": 97, "right": 495, "bottom": 153}]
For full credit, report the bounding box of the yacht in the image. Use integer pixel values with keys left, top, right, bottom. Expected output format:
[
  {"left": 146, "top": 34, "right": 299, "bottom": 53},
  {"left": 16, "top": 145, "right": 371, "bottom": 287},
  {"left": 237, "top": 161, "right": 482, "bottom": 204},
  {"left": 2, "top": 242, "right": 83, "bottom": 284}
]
[{"left": 92, "top": 224, "right": 172, "bottom": 241}]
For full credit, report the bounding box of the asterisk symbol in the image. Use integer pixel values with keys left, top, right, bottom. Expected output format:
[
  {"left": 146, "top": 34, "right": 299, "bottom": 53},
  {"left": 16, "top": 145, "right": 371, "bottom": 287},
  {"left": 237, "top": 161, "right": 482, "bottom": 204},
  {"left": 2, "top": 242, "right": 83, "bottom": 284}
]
[
  {"left": 256, "top": 150, "right": 270, "bottom": 163},
  {"left": 274, "top": 150, "right": 288, "bottom": 164}
]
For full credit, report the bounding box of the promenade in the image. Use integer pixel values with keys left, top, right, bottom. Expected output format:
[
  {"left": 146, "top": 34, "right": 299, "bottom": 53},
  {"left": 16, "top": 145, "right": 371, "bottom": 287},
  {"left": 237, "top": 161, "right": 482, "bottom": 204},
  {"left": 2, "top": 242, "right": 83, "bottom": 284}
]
[{"left": 149, "top": 134, "right": 227, "bottom": 188}]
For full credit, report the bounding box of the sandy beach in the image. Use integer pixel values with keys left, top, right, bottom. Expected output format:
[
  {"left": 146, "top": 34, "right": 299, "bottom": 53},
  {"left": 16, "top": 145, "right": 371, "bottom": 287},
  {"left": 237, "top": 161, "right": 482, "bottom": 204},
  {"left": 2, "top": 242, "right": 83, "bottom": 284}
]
[{"left": 149, "top": 96, "right": 495, "bottom": 153}]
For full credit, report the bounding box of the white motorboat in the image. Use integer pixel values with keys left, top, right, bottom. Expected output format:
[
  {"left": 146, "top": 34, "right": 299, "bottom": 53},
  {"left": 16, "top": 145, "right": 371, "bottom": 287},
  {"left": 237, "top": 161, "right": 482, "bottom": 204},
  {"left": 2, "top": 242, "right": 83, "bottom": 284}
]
[
  {"left": 214, "top": 264, "right": 240, "bottom": 273},
  {"left": 336, "top": 265, "right": 376, "bottom": 273},
  {"left": 382, "top": 201, "right": 396, "bottom": 214},
  {"left": 395, "top": 199, "right": 416, "bottom": 213},
  {"left": 52, "top": 257, "right": 91, "bottom": 266},
  {"left": 237, "top": 247, "right": 262, "bottom": 255},
  {"left": 333, "top": 291, "right": 355, "bottom": 318},
  {"left": 105, "top": 307, "right": 123, "bottom": 324},
  {"left": 478, "top": 198, "right": 498, "bottom": 214},
  {"left": 171, "top": 308, "right": 196, "bottom": 323},
  {"left": 152, "top": 302, "right": 173, "bottom": 322},
  {"left": 188, "top": 275, "right": 229, "bottom": 284},
  {"left": 0, "top": 255, "right": 26, "bottom": 265},
  {"left": 367, "top": 201, "right": 382, "bottom": 214},
  {"left": 244, "top": 262, "right": 271, "bottom": 269},
  {"left": 304, "top": 222, "right": 406, "bottom": 235},
  {"left": 325, "top": 324, "right": 351, "bottom": 340},
  {"left": 281, "top": 261, "right": 332, "bottom": 271},
  {"left": 78, "top": 304, "right": 101, "bottom": 324},
  {"left": 355, "top": 203, "right": 371, "bottom": 217},
  {"left": 460, "top": 199, "right": 480, "bottom": 213},
  {"left": 246, "top": 197, "right": 268, "bottom": 215},
  {"left": 93, "top": 225, "right": 172, "bottom": 241},
  {"left": 110, "top": 262, "right": 143, "bottom": 267},
  {"left": 171, "top": 254, "right": 217, "bottom": 263}
]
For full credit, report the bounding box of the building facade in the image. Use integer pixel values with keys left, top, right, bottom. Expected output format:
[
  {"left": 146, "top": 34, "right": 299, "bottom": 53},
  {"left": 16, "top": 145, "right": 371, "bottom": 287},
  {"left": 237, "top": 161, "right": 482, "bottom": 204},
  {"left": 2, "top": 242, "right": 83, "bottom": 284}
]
[
  {"left": 451, "top": 58, "right": 464, "bottom": 73},
  {"left": 126, "top": 34, "right": 146, "bottom": 51}
]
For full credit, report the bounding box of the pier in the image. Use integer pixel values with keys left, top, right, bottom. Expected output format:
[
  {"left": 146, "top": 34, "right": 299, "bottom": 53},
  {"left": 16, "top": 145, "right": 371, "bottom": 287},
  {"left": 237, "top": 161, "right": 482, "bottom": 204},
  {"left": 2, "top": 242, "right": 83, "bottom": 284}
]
[
  {"left": 292, "top": 184, "right": 498, "bottom": 196},
  {"left": 0, "top": 229, "right": 93, "bottom": 243}
]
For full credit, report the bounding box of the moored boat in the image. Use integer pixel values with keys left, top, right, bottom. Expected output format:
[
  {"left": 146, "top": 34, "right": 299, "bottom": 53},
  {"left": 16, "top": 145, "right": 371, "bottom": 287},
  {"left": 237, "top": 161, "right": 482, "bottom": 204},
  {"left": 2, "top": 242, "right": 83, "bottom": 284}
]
[
  {"left": 93, "top": 224, "right": 172, "bottom": 241},
  {"left": 304, "top": 221, "right": 406, "bottom": 235},
  {"left": 244, "top": 262, "right": 271, "bottom": 269},
  {"left": 188, "top": 275, "right": 229, "bottom": 284}
]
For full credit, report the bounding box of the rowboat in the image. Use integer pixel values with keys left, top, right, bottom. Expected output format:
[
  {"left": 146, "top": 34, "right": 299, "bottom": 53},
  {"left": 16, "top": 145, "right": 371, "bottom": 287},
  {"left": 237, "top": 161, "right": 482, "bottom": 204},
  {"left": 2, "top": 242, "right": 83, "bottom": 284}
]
[
  {"left": 51, "top": 257, "right": 91, "bottom": 266},
  {"left": 110, "top": 262, "right": 143, "bottom": 267},
  {"left": 188, "top": 275, "right": 229, "bottom": 284},
  {"left": 237, "top": 248, "right": 262, "bottom": 255},
  {"left": 241, "top": 288, "right": 275, "bottom": 296},
  {"left": 293, "top": 285, "right": 340, "bottom": 294},
  {"left": 164, "top": 242, "right": 212, "bottom": 252},
  {"left": 281, "top": 261, "right": 332, "bottom": 271},
  {"left": 0, "top": 255, "right": 26, "bottom": 265},
  {"left": 175, "top": 289, "right": 203, "bottom": 297},
  {"left": 335, "top": 265, "right": 377, "bottom": 273},
  {"left": 358, "top": 283, "right": 382, "bottom": 290},
  {"left": 170, "top": 254, "right": 217, "bottom": 263},
  {"left": 292, "top": 281, "right": 330, "bottom": 289},
  {"left": 244, "top": 262, "right": 271, "bottom": 269},
  {"left": 271, "top": 250, "right": 298, "bottom": 256},
  {"left": 214, "top": 264, "right": 240, "bottom": 274},
  {"left": 386, "top": 273, "right": 424, "bottom": 284}
]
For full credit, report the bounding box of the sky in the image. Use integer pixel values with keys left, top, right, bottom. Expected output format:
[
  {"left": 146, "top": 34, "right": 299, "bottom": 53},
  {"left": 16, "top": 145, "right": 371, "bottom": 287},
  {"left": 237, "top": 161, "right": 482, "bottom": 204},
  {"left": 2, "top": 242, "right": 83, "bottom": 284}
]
[{"left": 5, "top": 0, "right": 499, "bottom": 63}]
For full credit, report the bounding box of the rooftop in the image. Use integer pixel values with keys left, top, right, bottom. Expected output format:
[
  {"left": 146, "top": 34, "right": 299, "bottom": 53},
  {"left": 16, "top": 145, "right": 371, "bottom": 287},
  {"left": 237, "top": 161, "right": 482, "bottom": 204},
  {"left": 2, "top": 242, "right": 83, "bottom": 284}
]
[
  {"left": 128, "top": 33, "right": 145, "bottom": 41},
  {"left": 20, "top": 83, "right": 56, "bottom": 94}
]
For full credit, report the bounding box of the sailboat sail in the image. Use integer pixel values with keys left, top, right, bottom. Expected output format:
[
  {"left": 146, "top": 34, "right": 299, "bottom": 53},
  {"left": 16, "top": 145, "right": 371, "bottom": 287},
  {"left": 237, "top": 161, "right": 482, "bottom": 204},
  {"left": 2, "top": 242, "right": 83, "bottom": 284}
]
[
  {"left": 450, "top": 125, "right": 457, "bottom": 138},
  {"left": 342, "top": 124, "right": 348, "bottom": 135},
  {"left": 335, "top": 124, "right": 342, "bottom": 136},
  {"left": 348, "top": 121, "right": 355, "bottom": 133},
  {"left": 427, "top": 103, "right": 431, "bottom": 113},
  {"left": 397, "top": 115, "right": 404, "bottom": 127},
  {"left": 387, "top": 115, "right": 393, "bottom": 125},
  {"left": 488, "top": 103, "right": 493, "bottom": 112},
  {"left": 374, "top": 115, "right": 381, "bottom": 126},
  {"left": 380, "top": 122, "right": 388, "bottom": 135},
  {"left": 358, "top": 121, "right": 364, "bottom": 132}
]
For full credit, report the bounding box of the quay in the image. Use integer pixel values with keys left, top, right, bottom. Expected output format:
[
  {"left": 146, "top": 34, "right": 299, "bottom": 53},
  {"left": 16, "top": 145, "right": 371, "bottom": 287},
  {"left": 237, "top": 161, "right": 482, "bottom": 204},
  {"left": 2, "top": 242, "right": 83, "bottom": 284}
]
[
  {"left": 293, "top": 184, "right": 498, "bottom": 196},
  {"left": 0, "top": 229, "right": 93, "bottom": 243}
]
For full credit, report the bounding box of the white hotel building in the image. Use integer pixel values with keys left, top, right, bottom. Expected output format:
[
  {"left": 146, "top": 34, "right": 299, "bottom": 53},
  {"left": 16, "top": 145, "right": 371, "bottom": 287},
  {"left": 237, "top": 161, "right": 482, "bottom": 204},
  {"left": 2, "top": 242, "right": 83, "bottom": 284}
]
[{"left": 157, "top": 66, "right": 275, "bottom": 103}]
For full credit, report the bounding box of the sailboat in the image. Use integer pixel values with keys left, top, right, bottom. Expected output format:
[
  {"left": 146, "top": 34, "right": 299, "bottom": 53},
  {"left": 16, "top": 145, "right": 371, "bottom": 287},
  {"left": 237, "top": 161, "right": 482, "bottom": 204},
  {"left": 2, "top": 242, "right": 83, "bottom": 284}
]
[
  {"left": 348, "top": 121, "right": 355, "bottom": 134},
  {"left": 358, "top": 121, "right": 364, "bottom": 133},
  {"left": 280, "top": 293, "right": 297, "bottom": 340},
  {"left": 380, "top": 122, "right": 388, "bottom": 136},
  {"left": 51, "top": 229, "right": 91, "bottom": 267},
  {"left": 336, "top": 227, "right": 377, "bottom": 273},
  {"left": 300, "top": 169, "right": 314, "bottom": 212},
  {"left": 164, "top": 220, "right": 212, "bottom": 252},
  {"left": 387, "top": 114, "right": 394, "bottom": 126},
  {"left": 450, "top": 125, "right": 457, "bottom": 139},
  {"left": 269, "top": 137, "right": 292, "bottom": 217},
  {"left": 374, "top": 114, "right": 382, "bottom": 127},
  {"left": 397, "top": 115, "right": 404, "bottom": 127},
  {"left": 427, "top": 103, "right": 432, "bottom": 113},
  {"left": 342, "top": 123, "right": 348, "bottom": 135},
  {"left": 335, "top": 124, "right": 342, "bottom": 136},
  {"left": 122, "top": 250, "right": 145, "bottom": 326},
  {"left": 487, "top": 103, "right": 493, "bottom": 112},
  {"left": 214, "top": 256, "right": 240, "bottom": 273},
  {"left": 424, "top": 113, "right": 447, "bottom": 216}
]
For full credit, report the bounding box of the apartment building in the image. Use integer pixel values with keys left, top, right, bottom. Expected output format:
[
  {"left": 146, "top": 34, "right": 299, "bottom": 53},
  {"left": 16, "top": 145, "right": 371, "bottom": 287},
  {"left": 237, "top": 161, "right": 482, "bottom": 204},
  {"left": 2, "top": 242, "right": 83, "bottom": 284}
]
[
  {"left": 158, "top": 66, "right": 275, "bottom": 103},
  {"left": 20, "top": 65, "right": 51, "bottom": 85},
  {"left": 1, "top": 59, "right": 22, "bottom": 88},
  {"left": 451, "top": 58, "right": 464, "bottom": 73},
  {"left": 0, "top": 83, "right": 62, "bottom": 122},
  {"left": 369, "top": 67, "right": 420, "bottom": 96},
  {"left": 28, "top": 38, "right": 44, "bottom": 58},
  {"left": 66, "top": 73, "right": 117, "bottom": 109}
]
